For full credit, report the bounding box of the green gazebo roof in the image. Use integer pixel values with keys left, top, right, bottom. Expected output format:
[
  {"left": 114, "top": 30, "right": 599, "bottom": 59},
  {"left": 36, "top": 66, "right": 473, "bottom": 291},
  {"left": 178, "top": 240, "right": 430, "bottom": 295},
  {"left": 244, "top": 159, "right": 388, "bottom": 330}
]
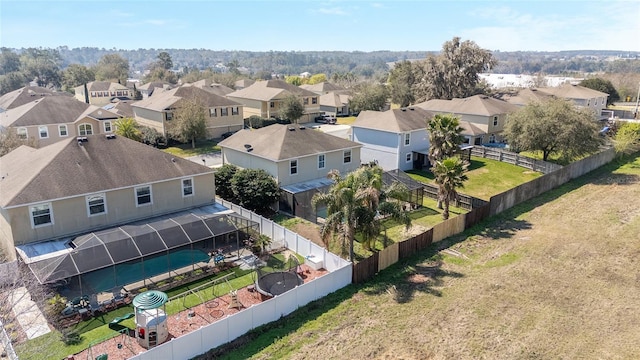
[{"left": 133, "top": 290, "right": 168, "bottom": 310}]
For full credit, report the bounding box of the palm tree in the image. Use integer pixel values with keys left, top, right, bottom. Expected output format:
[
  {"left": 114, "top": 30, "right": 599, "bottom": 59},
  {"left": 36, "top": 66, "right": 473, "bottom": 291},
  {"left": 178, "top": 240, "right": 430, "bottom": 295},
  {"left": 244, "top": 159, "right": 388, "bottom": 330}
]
[
  {"left": 114, "top": 117, "right": 141, "bottom": 141},
  {"left": 426, "top": 113, "right": 465, "bottom": 167},
  {"left": 432, "top": 157, "right": 468, "bottom": 220}
]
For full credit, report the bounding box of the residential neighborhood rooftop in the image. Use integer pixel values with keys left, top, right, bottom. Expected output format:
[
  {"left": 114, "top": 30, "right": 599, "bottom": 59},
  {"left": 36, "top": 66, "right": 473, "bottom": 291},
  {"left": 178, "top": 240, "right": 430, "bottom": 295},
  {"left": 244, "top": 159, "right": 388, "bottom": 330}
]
[
  {"left": 0, "top": 96, "right": 120, "bottom": 127},
  {"left": 132, "top": 84, "right": 241, "bottom": 111},
  {"left": 352, "top": 107, "right": 435, "bottom": 133},
  {"left": 415, "top": 94, "right": 520, "bottom": 116},
  {"left": 0, "top": 86, "right": 72, "bottom": 112},
  {"left": 227, "top": 79, "right": 317, "bottom": 101}
]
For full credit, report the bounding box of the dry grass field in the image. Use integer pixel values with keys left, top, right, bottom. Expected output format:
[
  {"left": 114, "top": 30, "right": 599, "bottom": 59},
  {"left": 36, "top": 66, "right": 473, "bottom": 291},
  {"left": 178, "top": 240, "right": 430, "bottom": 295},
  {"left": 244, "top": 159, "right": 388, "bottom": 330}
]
[{"left": 213, "top": 155, "right": 640, "bottom": 360}]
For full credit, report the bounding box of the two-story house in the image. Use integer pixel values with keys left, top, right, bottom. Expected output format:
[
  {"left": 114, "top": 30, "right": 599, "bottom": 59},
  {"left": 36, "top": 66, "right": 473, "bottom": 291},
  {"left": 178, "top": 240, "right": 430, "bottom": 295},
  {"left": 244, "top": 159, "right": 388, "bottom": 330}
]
[
  {"left": 351, "top": 107, "right": 435, "bottom": 171},
  {"left": 0, "top": 86, "right": 72, "bottom": 112},
  {"left": 190, "top": 79, "right": 234, "bottom": 97},
  {"left": 0, "top": 96, "right": 121, "bottom": 147},
  {"left": 227, "top": 80, "right": 320, "bottom": 123},
  {"left": 1, "top": 134, "right": 257, "bottom": 294},
  {"left": 415, "top": 95, "right": 520, "bottom": 145},
  {"left": 535, "top": 84, "right": 610, "bottom": 120},
  {"left": 74, "top": 81, "right": 134, "bottom": 106},
  {"left": 218, "top": 124, "right": 362, "bottom": 221},
  {"left": 132, "top": 84, "right": 244, "bottom": 139}
]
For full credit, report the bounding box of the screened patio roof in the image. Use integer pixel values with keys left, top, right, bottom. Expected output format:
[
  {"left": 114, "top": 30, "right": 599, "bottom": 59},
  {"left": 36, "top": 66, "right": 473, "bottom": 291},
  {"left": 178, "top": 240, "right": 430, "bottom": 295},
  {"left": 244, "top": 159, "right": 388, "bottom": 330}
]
[{"left": 26, "top": 212, "right": 257, "bottom": 284}]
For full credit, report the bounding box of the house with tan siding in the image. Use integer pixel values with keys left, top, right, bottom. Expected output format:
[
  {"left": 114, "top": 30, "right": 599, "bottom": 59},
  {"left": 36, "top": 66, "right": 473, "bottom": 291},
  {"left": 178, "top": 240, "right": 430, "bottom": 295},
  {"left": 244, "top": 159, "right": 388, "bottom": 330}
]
[
  {"left": 74, "top": 81, "right": 134, "bottom": 106},
  {"left": 132, "top": 84, "right": 244, "bottom": 139},
  {"left": 0, "top": 86, "right": 72, "bottom": 112}
]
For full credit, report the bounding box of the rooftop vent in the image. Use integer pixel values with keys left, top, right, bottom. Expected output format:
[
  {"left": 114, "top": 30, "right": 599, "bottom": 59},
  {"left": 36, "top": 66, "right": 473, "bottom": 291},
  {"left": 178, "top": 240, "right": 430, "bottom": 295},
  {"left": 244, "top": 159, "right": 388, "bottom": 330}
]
[
  {"left": 288, "top": 127, "right": 296, "bottom": 131},
  {"left": 76, "top": 136, "right": 88, "bottom": 142},
  {"left": 401, "top": 108, "right": 406, "bottom": 111},
  {"left": 244, "top": 144, "right": 252, "bottom": 149},
  {"left": 409, "top": 107, "right": 415, "bottom": 111},
  {"left": 105, "top": 134, "right": 116, "bottom": 139},
  {"left": 299, "top": 126, "right": 306, "bottom": 130}
]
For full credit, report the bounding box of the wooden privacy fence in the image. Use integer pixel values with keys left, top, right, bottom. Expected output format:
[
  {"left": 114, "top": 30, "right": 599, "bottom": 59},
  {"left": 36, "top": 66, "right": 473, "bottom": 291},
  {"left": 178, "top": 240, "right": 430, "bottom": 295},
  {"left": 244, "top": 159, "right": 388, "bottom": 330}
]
[
  {"left": 471, "top": 146, "right": 563, "bottom": 174},
  {"left": 422, "top": 183, "right": 488, "bottom": 210},
  {"left": 353, "top": 147, "right": 615, "bottom": 284}
]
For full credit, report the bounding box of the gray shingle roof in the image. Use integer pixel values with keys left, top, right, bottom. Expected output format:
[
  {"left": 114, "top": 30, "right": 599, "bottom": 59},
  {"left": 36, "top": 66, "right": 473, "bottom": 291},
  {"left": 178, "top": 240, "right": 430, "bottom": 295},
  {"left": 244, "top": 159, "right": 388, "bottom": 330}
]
[
  {"left": 0, "top": 96, "right": 120, "bottom": 127},
  {"left": 132, "top": 84, "right": 241, "bottom": 112},
  {"left": 300, "top": 82, "right": 346, "bottom": 94},
  {"left": 218, "top": 124, "right": 361, "bottom": 161},
  {"left": 0, "top": 135, "right": 213, "bottom": 208},
  {"left": 227, "top": 80, "right": 317, "bottom": 102},
  {"left": 352, "top": 107, "right": 435, "bottom": 133},
  {"left": 536, "top": 84, "right": 609, "bottom": 99},
  {"left": 415, "top": 95, "right": 520, "bottom": 116},
  {"left": 499, "top": 88, "right": 556, "bottom": 106},
  {"left": 0, "top": 86, "right": 72, "bottom": 111}
]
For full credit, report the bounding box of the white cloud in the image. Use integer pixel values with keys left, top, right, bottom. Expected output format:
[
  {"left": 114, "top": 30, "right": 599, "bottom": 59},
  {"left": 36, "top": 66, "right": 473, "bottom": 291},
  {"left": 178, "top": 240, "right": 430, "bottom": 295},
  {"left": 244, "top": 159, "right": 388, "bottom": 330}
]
[
  {"left": 144, "top": 19, "right": 170, "bottom": 26},
  {"left": 317, "top": 7, "right": 348, "bottom": 16}
]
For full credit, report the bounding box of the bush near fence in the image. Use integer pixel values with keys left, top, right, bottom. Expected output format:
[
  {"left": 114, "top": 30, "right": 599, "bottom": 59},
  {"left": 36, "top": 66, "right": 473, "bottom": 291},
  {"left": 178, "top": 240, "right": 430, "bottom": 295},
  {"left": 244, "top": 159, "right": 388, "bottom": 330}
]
[
  {"left": 352, "top": 147, "right": 616, "bottom": 283},
  {"left": 471, "top": 146, "right": 563, "bottom": 174}
]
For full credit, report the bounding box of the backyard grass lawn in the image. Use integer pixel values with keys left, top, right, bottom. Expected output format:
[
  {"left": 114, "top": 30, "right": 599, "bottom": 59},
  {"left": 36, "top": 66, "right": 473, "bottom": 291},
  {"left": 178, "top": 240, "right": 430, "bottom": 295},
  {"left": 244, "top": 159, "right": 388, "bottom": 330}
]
[
  {"left": 336, "top": 116, "right": 356, "bottom": 125},
  {"left": 162, "top": 139, "right": 220, "bottom": 157},
  {"left": 15, "top": 253, "right": 297, "bottom": 360},
  {"left": 208, "top": 153, "right": 640, "bottom": 360},
  {"left": 407, "top": 156, "right": 542, "bottom": 200}
]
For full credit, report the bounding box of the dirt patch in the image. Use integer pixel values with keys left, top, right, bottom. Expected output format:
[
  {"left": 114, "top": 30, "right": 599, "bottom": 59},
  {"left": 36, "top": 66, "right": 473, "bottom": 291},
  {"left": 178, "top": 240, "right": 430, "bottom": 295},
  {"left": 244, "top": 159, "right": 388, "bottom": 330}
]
[{"left": 290, "top": 223, "right": 323, "bottom": 247}]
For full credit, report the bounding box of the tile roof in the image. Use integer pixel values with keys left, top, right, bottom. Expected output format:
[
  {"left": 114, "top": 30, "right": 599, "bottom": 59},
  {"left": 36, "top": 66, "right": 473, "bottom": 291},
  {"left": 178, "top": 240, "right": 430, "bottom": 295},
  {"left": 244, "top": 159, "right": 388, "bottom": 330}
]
[
  {"left": 132, "top": 84, "right": 241, "bottom": 112},
  {"left": 0, "top": 134, "right": 213, "bottom": 208},
  {"left": 0, "top": 86, "right": 72, "bottom": 111},
  {"left": 227, "top": 80, "right": 317, "bottom": 101},
  {"left": 352, "top": 107, "right": 435, "bottom": 133},
  {"left": 0, "top": 96, "right": 120, "bottom": 127},
  {"left": 415, "top": 95, "right": 520, "bottom": 116},
  {"left": 218, "top": 124, "right": 361, "bottom": 161}
]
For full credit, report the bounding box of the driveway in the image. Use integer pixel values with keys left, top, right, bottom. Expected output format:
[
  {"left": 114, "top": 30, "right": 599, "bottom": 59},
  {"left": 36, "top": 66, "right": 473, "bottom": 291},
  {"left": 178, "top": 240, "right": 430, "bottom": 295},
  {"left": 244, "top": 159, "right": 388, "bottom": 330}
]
[
  {"left": 187, "top": 151, "right": 223, "bottom": 168},
  {"left": 313, "top": 124, "right": 352, "bottom": 140}
]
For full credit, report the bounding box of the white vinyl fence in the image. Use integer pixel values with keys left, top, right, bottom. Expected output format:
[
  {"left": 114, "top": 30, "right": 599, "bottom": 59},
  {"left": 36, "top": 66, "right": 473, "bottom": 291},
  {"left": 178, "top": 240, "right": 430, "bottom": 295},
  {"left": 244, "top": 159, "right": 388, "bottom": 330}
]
[{"left": 129, "top": 199, "right": 352, "bottom": 360}]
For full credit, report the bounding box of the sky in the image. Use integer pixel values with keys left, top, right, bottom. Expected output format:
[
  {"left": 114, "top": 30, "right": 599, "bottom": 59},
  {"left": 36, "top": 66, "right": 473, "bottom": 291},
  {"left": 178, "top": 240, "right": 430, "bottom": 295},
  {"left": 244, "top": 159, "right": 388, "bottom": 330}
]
[{"left": 1, "top": 0, "right": 639, "bottom": 52}]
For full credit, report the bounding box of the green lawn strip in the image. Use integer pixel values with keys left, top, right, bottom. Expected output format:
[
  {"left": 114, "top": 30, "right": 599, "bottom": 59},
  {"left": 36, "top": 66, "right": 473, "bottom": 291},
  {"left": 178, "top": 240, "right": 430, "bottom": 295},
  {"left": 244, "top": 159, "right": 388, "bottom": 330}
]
[
  {"left": 407, "top": 156, "right": 541, "bottom": 200},
  {"left": 336, "top": 116, "right": 356, "bottom": 125},
  {"left": 162, "top": 140, "right": 220, "bottom": 157}
]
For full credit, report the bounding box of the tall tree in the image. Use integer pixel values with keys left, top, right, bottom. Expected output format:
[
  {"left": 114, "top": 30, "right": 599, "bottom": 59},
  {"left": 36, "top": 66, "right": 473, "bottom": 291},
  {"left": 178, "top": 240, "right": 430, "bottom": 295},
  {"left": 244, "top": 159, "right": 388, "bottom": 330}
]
[
  {"left": 414, "top": 37, "right": 495, "bottom": 102},
  {"left": 349, "top": 82, "right": 388, "bottom": 113},
  {"left": 0, "top": 48, "right": 21, "bottom": 75},
  {"left": 114, "top": 117, "right": 141, "bottom": 141},
  {"left": 285, "top": 75, "right": 303, "bottom": 86},
  {"left": 580, "top": 77, "right": 620, "bottom": 105},
  {"left": 230, "top": 168, "right": 281, "bottom": 214},
  {"left": 171, "top": 98, "right": 207, "bottom": 148},
  {"left": 504, "top": 98, "right": 604, "bottom": 162},
  {"left": 432, "top": 157, "right": 468, "bottom": 219},
  {"left": 0, "top": 128, "right": 38, "bottom": 156},
  {"left": 0, "top": 72, "right": 27, "bottom": 95},
  {"left": 426, "top": 114, "right": 465, "bottom": 167},
  {"left": 308, "top": 73, "right": 327, "bottom": 85},
  {"left": 387, "top": 60, "right": 417, "bottom": 107},
  {"left": 214, "top": 164, "right": 239, "bottom": 201},
  {"left": 20, "top": 48, "right": 62, "bottom": 88},
  {"left": 93, "top": 54, "right": 129, "bottom": 84},
  {"left": 612, "top": 121, "right": 640, "bottom": 156},
  {"left": 157, "top": 51, "right": 173, "bottom": 70},
  {"left": 280, "top": 94, "right": 305, "bottom": 123},
  {"left": 62, "top": 64, "right": 95, "bottom": 92}
]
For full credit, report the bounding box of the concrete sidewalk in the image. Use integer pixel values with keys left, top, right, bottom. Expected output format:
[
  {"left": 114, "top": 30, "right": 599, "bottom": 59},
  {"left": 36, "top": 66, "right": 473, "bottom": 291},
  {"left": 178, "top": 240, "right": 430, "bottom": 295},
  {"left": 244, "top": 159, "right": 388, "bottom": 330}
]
[{"left": 9, "top": 287, "right": 50, "bottom": 339}]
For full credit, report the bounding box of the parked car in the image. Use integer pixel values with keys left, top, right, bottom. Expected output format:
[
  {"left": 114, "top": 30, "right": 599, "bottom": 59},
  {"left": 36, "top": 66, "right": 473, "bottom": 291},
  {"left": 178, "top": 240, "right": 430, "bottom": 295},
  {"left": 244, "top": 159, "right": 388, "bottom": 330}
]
[{"left": 314, "top": 114, "right": 337, "bottom": 124}]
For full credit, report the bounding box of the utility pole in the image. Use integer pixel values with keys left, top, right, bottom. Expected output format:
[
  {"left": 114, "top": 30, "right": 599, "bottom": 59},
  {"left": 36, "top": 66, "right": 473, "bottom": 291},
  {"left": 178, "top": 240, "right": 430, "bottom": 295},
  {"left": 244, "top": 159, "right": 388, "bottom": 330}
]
[{"left": 634, "top": 82, "right": 640, "bottom": 119}]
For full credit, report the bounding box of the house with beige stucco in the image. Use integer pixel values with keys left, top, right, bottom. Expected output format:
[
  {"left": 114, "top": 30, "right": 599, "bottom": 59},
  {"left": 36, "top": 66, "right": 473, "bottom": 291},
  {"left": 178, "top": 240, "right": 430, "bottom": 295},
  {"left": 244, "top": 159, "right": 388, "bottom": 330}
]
[
  {"left": 218, "top": 124, "right": 362, "bottom": 221},
  {"left": 0, "top": 86, "right": 72, "bottom": 112},
  {"left": 227, "top": 80, "right": 321, "bottom": 123},
  {"left": 0, "top": 95, "right": 121, "bottom": 147},
  {"left": 74, "top": 81, "right": 134, "bottom": 106},
  {"left": 132, "top": 84, "right": 244, "bottom": 139}
]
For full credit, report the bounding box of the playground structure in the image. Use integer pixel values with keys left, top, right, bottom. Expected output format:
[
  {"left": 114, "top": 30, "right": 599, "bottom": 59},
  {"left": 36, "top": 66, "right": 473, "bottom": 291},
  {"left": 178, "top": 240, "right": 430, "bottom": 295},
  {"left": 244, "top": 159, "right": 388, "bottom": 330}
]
[
  {"left": 133, "top": 291, "right": 169, "bottom": 349},
  {"left": 254, "top": 255, "right": 304, "bottom": 298}
]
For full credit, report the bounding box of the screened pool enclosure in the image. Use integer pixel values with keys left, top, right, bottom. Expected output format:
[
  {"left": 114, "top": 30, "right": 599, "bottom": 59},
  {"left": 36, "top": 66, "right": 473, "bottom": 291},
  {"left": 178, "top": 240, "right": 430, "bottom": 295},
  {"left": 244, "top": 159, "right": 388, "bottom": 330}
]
[{"left": 25, "top": 212, "right": 259, "bottom": 296}]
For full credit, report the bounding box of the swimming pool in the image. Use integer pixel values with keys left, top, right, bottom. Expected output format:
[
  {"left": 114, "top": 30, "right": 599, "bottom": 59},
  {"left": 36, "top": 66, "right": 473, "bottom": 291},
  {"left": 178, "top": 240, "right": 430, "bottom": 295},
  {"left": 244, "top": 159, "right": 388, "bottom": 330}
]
[{"left": 80, "top": 248, "right": 210, "bottom": 294}]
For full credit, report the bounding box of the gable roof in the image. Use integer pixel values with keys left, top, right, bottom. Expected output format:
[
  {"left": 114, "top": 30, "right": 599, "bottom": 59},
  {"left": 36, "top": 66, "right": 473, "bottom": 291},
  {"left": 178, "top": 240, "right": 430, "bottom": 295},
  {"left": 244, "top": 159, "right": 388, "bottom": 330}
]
[
  {"left": 218, "top": 124, "right": 361, "bottom": 161},
  {"left": 0, "top": 134, "right": 213, "bottom": 208},
  {"left": 0, "top": 96, "right": 120, "bottom": 128},
  {"left": 499, "top": 88, "right": 556, "bottom": 107},
  {"left": 319, "top": 92, "right": 351, "bottom": 108},
  {"left": 0, "top": 86, "right": 72, "bottom": 112},
  {"left": 227, "top": 79, "right": 317, "bottom": 102},
  {"left": 102, "top": 100, "right": 136, "bottom": 118},
  {"left": 234, "top": 79, "right": 255, "bottom": 89},
  {"left": 535, "top": 84, "right": 609, "bottom": 100},
  {"left": 300, "top": 82, "right": 346, "bottom": 94},
  {"left": 352, "top": 107, "right": 435, "bottom": 133},
  {"left": 74, "top": 81, "right": 129, "bottom": 92},
  {"left": 132, "top": 84, "right": 241, "bottom": 112},
  {"left": 190, "top": 79, "right": 234, "bottom": 96},
  {"left": 415, "top": 95, "right": 520, "bottom": 116}
]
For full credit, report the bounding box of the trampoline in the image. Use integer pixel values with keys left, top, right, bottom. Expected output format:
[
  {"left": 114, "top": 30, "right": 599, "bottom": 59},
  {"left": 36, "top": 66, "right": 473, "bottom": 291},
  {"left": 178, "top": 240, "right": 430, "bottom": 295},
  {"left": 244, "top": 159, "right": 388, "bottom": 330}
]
[{"left": 254, "top": 256, "right": 304, "bottom": 298}]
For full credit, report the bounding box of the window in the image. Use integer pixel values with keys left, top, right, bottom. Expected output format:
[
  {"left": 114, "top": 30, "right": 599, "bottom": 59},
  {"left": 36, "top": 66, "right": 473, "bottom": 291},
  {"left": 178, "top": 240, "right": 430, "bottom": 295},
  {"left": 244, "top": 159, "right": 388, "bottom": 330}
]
[
  {"left": 59, "top": 125, "right": 68, "bottom": 137},
  {"left": 318, "top": 154, "right": 325, "bottom": 169},
  {"left": 78, "top": 123, "right": 93, "bottom": 136},
  {"left": 493, "top": 116, "right": 498, "bottom": 126},
  {"left": 30, "top": 203, "right": 53, "bottom": 227},
  {"left": 166, "top": 112, "right": 173, "bottom": 121},
  {"left": 135, "top": 186, "right": 152, "bottom": 206},
  {"left": 182, "top": 178, "right": 193, "bottom": 197},
  {"left": 343, "top": 150, "right": 352, "bottom": 164},
  {"left": 221, "top": 107, "right": 228, "bottom": 116},
  {"left": 270, "top": 102, "right": 275, "bottom": 108},
  {"left": 587, "top": 100, "right": 590, "bottom": 107},
  {"left": 39, "top": 126, "right": 48, "bottom": 139},
  {"left": 303, "top": 98, "right": 309, "bottom": 105},
  {"left": 489, "top": 133, "right": 496, "bottom": 143},
  {"left": 231, "top": 106, "right": 239, "bottom": 115},
  {"left": 406, "top": 153, "right": 412, "bottom": 163},
  {"left": 90, "top": 92, "right": 96, "bottom": 97},
  {"left": 103, "top": 91, "right": 109, "bottom": 97},
  {"left": 290, "top": 159, "right": 298, "bottom": 175},
  {"left": 209, "top": 108, "right": 217, "bottom": 117},
  {"left": 17, "top": 128, "right": 27, "bottom": 139},
  {"left": 602, "top": 98, "right": 605, "bottom": 105},
  {"left": 104, "top": 121, "right": 112, "bottom": 133},
  {"left": 97, "top": 92, "right": 103, "bottom": 97},
  {"left": 86, "top": 194, "right": 106, "bottom": 216},
  {"left": 404, "top": 133, "right": 410, "bottom": 146},
  {"left": 116, "top": 91, "right": 122, "bottom": 96},
  {"left": 312, "top": 97, "right": 318, "bottom": 104}
]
